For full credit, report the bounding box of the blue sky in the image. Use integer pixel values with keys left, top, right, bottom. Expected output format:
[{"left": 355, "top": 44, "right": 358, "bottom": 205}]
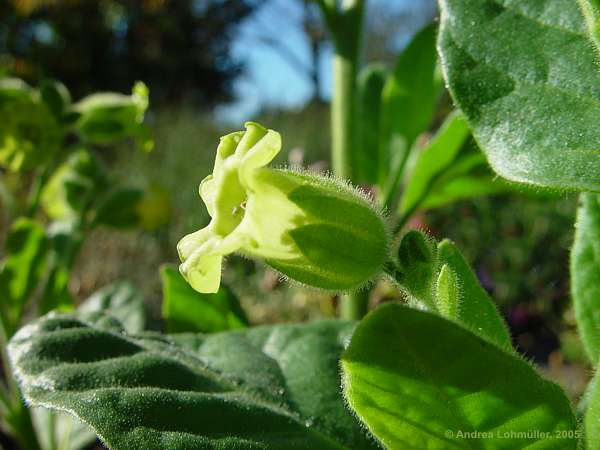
[{"left": 218, "top": 0, "right": 437, "bottom": 122}]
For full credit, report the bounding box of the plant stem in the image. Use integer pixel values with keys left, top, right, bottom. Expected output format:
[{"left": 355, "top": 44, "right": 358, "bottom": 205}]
[
  {"left": 325, "top": 0, "right": 366, "bottom": 321},
  {"left": 340, "top": 289, "right": 370, "bottom": 320}
]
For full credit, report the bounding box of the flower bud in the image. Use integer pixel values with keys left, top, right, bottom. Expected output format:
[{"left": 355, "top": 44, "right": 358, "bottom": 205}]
[{"left": 178, "top": 122, "right": 389, "bottom": 293}]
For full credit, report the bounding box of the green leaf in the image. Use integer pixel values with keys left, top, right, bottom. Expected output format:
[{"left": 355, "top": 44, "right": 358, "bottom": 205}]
[
  {"left": 438, "top": 0, "right": 600, "bottom": 191},
  {"left": 9, "top": 314, "right": 378, "bottom": 450},
  {"left": 39, "top": 265, "right": 73, "bottom": 316},
  {"left": 72, "top": 82, "right": 152, "bottom": 150},
  {"left": 341, "top": 303, "right": 578, "bottom": 449},
  {"left": 585, "top": 371, "right": 600, "bottom": 448},
  {"left": 94, "top": 187, "right": 144, "bottom": 229},
  {"left": 578, "top": 0, "right": 600, "bottom": 53},
  {"left": 394, "top": 230, "right": 438, "bottom": 310},
  {"left": 79, "top": 282, "right": 146, "bottom": 333},
  {"left": 354, "top": 63, "right": 387, "bottom": 185},
  {"left": 571, "top": 192, "right": 600, "bottom": 364},
  {"left": 398, "top": 112, "right": 470, "bottom": 217},
  {"left": 380, "top": 23, "right": 441, "bottom": 202},
  {"left": 0, "top": 217, "right": 48, "bottom": 336},
  {"left": 437, "top": 239, "right": 512, "bottom": 350},
  {"left": 419, "top": 173, "right": 508, "bottom": 211},
  {"left": 161, "top": 265, "right": 247, "bottom": 333},
  {"left": 41, "top": 149, "right": 107, "bottom": 221},
  {"left": 40, "top": 79, "right": 71, "bottom": 119},
  {"left": 38, "top": 223, "right": 82, "bottom": 316}
]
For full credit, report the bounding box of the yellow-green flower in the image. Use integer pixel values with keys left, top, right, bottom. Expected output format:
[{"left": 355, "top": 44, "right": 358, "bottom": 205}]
[{"left": 178, "top": 122, "right": 389, "bottom": 293}]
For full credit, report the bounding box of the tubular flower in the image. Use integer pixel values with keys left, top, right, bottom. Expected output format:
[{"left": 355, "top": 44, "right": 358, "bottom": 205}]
[{"left": 178, "top": 122, "right": 389, "bottom": 293}]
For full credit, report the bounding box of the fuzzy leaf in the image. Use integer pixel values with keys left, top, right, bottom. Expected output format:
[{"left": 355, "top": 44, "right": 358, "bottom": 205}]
[
  {"left": 437, "top": 239, "right": 512, "bottom": 350},
  {"left": 394, "top": 230, "right": 438, "bottom": 309},
  {"left": 438, "top": 0, "right": 600, "bottom": 191},
  {"left": 342, "top": 304, "right": 578, "bottom": 449},
  {"left": 436, "top": 264, "right": 459, "bottom": 319},
  {"left": 9, "top": 314, "right": 377, "bottom": 450},
  {"left": 161, "top": 265, "right": 247, "bottom": 333},
  {"left": 571, "top": 193, "right": 600, "bottom": 363}
]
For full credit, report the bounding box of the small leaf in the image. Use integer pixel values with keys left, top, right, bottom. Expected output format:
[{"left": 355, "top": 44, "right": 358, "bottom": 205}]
[
  {"left": 0, "top": 217, "right": 48, "bottom": 336},
  {"left": 33, "top": 409, "right": 96, "bottom": 450},
  {"left": 585, "top": 371, "right": 600, "bottom": 448},
  {"left": 437, "top": 239, "right": 512, "bottom": 350},
  {"left": 9, "top": 314, "right": 378, "bottom": 450},
  {"left": 354, "top": 64, "right": 387, "bottom": 185},
  {"left": 78, "top": 282, "right": 146, "bottom": 333},
  {"left": 436, "top": 264, "right": 458, "bottom": 319},
  {"left": 72, "top": 82, "right": 151, "bottom": 148},
  {"left": 394, "top": 230, "right": 438, "bottom": 309},
  {"left": 578, "top": 0, "right": 600, "bottom": 53},
  {"left": 39, "top": 265, "right": 73, "bottom": 316},
  {"left": 438, "top": 0, "right": 600, "bottom": 191},
  {"left": 379, "top": 23, "right": 441, "bottom": 199},
  {"left": 40, "top": 79, "right": 71, "bottom": 119},
  {"left": 41, "top": 149, "right": 107, "bottom": 222},
  {"left": 94, "top": 188, "right": 144, "bottom": 229},
  {"left": 342, "top": 304, "right": 578, "bottom": 449},
  {"left": 571, "top": 192, "right": 600, "bottom": 363},
  {"left": 161, "top": 265, "right": 247, "bottom": 333},
  {"left": 398, "top": 112, "right": 470, "bottom": 217}
]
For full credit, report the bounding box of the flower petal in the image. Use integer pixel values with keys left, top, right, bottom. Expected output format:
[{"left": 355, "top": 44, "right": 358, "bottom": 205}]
[
  {"left": 240, "top": 129, "right": 281, "bottom": 185},
  {"left": 199, "top": 175, "right": 216, "bottom": 217},
  {"left": 178, "top": 230, "right": 246, "bottom": 293}
]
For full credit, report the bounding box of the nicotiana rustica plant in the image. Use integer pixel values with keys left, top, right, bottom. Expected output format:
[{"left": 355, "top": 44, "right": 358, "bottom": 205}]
[{"left": 6, "top": 0, "right": 600, "bottom": 449}]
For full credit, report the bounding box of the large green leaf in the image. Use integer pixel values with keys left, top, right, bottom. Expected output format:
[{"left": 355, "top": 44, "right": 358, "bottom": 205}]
[
  {"left": 342, "top": 304, "right": 578, "bottom": 449},
  {"left": 161, "top": 265, "right": 247, "bottom": 333},
  {"left": 379, "top": 23, "right": 441, "bottom": 202},
  {"left": 438, "top": 0, "right": 600, "bottom": 191},
  {"left": 79, "top": 282, "right": 146, "bottom": 333},
  {"left": 0, "top": 217, "right": 48, "bottom": 336},
  {"left": 9, "top": 314, "right": 377, "bottom": 450},
  {"left": 437, "top": 239, "right": 512, "bottom": 351},
  {"left": 571, "top": 192, "right": 600, "bottom": 363}
]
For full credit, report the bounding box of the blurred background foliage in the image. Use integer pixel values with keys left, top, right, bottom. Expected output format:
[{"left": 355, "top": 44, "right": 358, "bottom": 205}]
[{"left": 0, "top": 0, "right": 587, "bottom": 413}]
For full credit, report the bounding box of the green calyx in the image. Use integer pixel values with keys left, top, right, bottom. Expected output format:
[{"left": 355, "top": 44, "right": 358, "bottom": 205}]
[{"left": 178, "top": 122, "right": 390, "bottom": 293}]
